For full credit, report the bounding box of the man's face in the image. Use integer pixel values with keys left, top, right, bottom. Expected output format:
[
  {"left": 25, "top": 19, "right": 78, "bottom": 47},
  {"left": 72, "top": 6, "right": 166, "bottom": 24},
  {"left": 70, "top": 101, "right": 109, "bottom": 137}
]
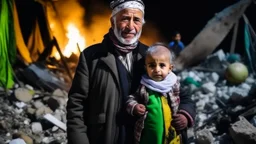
[
  {"left": 111, "top": 8, "right": 144, "bottom": 45},
  {"left": 145, "top": 52, "right": 173, "bottom": 81}
]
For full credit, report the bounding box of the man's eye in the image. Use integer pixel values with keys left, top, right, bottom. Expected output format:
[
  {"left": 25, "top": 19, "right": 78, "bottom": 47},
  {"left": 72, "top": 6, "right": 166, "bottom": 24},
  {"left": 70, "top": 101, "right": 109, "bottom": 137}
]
[
  {"left": 134, "top": 18, "right": 140, "bottom": 22},
  {"left": 122, "top": 17, "right": 130, "bottom": 21}
]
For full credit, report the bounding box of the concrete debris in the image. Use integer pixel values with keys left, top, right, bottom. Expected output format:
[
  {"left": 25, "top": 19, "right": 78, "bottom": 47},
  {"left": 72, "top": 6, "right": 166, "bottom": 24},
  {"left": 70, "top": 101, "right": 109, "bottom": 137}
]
[
  {"left": 14, "top": 88, "right": 33, "bottom": 103},
  {"left": 195, "top": 128, "right": 214, "bottom": 144},
  {"left": 0, "top": 49, "right": 255, "bottom": 144},
  {"left": 31, "top": 122, "right": 43, "bottom": 134},
  {"left": 44, "top": 114, "right": 67, "bottom": 131},
  {"left": 0, "top": 85, "right": 68, "bottom": 143},
  {"left": 229, "top": 116, "right": 256, "bottom": 144},
  {"left": 177, "top": 50, "right": 256, "bottom": 143}
]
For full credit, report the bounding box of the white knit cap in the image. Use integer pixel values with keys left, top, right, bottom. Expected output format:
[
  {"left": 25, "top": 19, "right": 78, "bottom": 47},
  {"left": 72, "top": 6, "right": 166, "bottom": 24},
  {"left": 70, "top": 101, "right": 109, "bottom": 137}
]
[{"left": 110, "top": 0, "right": 145, "bottom": 17}]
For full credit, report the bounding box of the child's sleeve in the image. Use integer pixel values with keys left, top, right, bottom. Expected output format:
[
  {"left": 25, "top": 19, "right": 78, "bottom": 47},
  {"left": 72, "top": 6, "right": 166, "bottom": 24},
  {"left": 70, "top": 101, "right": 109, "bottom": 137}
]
[
  {"left": 174, "top": 80, "right": 196, "bottom": 127},
  {"left": 126, "top": 85, "right": 142, "bottom": 116}
]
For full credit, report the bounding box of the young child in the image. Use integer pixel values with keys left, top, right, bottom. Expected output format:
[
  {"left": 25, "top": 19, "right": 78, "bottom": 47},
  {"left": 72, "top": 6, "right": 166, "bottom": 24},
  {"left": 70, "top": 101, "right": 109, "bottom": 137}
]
[
  {"left": 126, "top": 43, "right": 195, "bottom": 144},
  {"left": 168, "top": 31, "right": 185, "bottom": 56}
]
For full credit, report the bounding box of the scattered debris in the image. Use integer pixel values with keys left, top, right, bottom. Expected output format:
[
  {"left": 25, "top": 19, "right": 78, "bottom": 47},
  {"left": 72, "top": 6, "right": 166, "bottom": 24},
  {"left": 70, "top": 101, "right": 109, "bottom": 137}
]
[
  {"left": 0, "top": 49, "right": 255, "bottom": 144},
  {"left": 0, "top": 86, "right": 68, "bottom": 144},
  {"left": 177, "top": 50, "right": 256, "bottom": 143}
]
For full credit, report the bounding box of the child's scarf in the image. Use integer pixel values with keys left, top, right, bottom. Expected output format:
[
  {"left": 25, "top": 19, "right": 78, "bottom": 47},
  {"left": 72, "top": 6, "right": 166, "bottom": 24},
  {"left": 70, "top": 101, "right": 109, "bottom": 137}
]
[{"left": 140, "top": 72, "right": 177, "bottom": 94}]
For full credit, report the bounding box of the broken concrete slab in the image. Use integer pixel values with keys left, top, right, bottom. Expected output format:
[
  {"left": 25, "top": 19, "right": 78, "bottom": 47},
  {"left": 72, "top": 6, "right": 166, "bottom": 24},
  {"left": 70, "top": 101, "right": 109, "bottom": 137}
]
[{"left": 229, "top": 116, "right": 256, "bottom": 144}]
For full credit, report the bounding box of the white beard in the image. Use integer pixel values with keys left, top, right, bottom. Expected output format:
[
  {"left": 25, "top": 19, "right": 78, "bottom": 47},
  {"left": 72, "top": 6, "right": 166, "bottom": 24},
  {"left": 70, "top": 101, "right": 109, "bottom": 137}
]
[{"left": 113, "top": 21, "right": 142, "bottom": 45}]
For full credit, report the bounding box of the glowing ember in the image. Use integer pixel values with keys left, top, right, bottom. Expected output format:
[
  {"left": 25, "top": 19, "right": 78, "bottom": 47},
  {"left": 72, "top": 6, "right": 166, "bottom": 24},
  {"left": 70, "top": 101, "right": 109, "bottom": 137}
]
[{"left": 55, "top": 23, "right": 86, "bottom": 59}]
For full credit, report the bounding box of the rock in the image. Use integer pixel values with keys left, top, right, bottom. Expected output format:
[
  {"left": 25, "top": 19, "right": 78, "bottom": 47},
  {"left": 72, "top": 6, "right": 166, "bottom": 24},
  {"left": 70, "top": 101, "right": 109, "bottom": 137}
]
[
  {"left": 25, "top": 84, "right": 34, "bottom": 91},
  {"left": 35, "top": 106, "right": 53, "bottom": 119},
  {"left": 0, "top": 120, "right": 8, "bottom": 131},
  {"left": 33, "top": 100, "right": 44, "bottom": 109},
  {"left": 15, "top": 102, "right": 27, "bottom": 109},
  {"left": 51, "top": 126, "right": 59, "bottom": 132},
  {"left": 201, "top": 82, "right": 216, "bottom": 93},
  {"left": 229, "top": 116, "right": 256, "bottom": 144},
  {"left": 23, "top": 119, "right": 31, "bottom": 125},
  {"left": 43, "top": 96, "right": 50, "bottom": 102},
  {"left": 52, "top": 96, "right": 67, "bottom": 108},
  {"left": 195, "top": 128, "right": 214, "bottom": 144},
  {"left": 14, "top": 88, "right": 33, "bottom": 103},
  {"left": 209, "top": 72, "right": 219, "bottom": 83},
  {"left": 52, "top": 89, "right": 68, "bottom": 97},
  {"left": 42, "top": 137, "right": 54, "bottom": 143},
  {"left": 27, "top": 108, "right": 36, "bottom": 115},
  {"left": 31, "top": 122, "right": 43, "bottom": 134},
  {"left": 47, "top": 98, "right": 60, "bottom": 111}
]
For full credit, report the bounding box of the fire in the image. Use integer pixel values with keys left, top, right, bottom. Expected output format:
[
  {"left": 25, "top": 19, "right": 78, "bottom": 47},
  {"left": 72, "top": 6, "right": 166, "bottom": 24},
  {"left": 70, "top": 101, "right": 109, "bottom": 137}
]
[
  {"left": 55, "top": 23, "right": 86, "bottom": 59},
  {"left": 47, "top": 0, "right": 162, "bottom": 61}
]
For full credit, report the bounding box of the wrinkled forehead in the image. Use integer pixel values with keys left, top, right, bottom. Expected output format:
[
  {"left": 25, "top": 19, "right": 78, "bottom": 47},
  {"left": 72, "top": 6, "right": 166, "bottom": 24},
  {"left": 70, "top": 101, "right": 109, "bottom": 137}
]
[{"left": 115, "top": 8, "right": 144, "bottom": 18}]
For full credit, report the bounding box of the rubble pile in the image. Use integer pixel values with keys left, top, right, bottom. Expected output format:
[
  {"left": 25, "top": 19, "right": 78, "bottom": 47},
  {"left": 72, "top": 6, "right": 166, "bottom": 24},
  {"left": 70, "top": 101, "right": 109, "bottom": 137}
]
[
  {"left": 0, "top": 50, "right": 255, "bottom": 144},
  {"left": 0, "top": 86, "right": 68, "bottom": 144},
  {"left": 177, "top": 50, "right": 256, "bottom": 143}
]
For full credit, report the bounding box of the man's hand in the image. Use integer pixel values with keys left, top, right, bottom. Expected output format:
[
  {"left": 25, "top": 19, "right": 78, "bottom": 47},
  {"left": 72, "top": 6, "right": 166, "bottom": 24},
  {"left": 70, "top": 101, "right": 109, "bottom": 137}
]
[
  {"left": 133, "top": 104, "right": 146, "bottom": 116},
  {"left": 172, "top": 113, "right": 188, "bottom": 131}
]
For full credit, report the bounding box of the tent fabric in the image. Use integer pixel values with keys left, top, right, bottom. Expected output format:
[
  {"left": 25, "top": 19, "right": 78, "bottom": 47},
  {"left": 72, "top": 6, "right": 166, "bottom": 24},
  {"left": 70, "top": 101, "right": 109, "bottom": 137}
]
[
  {"left": 14, "top": 0, "right": 53, "bottom": 63},
  {"left": 243, "top": 15, "right": 256, "bottom": 74},
  {"left": 0, "top": 0, "right": 16, "bottom": 89},
  {"left": 36, "top": 2, "right": 53, "bottom": 48},
  {"left": 27, "top": 18, "right": 45, "bottom": 61},
  {"left": 13, "top": 0, "right": 33, "bottom": 63}
]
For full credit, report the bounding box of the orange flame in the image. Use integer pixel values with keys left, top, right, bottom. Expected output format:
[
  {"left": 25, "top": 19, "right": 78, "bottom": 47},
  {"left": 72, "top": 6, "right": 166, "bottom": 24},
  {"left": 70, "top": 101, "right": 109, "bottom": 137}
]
[
  {"left": 55, "top": 23, "right": 86, "bottom": 59},
  {"left": 47, "top": 1, "right": 163, "bottom": 61}
]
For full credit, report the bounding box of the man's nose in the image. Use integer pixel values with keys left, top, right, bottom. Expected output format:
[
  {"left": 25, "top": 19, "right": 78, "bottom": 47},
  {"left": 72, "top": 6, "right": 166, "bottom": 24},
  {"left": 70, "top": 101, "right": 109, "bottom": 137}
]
[{"left": 127, "top": 20, "right": 135, "bottom": 29}]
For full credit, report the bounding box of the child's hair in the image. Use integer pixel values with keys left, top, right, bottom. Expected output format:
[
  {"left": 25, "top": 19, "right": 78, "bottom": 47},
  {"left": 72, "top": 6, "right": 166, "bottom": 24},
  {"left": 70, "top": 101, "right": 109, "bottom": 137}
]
[
  {"left": 146, "top": 42, "right": 176, "bottom": 64},
  {"left": 172, "top": 31, "right": 181, "bottom": 37}
]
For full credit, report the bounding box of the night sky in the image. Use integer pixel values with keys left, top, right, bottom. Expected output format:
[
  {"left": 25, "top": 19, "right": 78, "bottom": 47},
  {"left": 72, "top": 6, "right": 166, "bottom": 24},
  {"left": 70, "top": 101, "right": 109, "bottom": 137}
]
[
  {"left": 97, "top": 0, "right": 256, "bottom": 53},
  {"left": 17, "top": 0, "right": 256, "bottom": 54}
]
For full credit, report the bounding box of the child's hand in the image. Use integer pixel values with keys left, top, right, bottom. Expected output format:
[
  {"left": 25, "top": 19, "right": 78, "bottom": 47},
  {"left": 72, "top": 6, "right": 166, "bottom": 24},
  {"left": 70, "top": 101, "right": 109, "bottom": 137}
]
[
  {"left": 134, "top": 104, "right": 146, "bottom": 116},
  {"left": 172, "top": 113, "right": 188, "bottom": 131}
]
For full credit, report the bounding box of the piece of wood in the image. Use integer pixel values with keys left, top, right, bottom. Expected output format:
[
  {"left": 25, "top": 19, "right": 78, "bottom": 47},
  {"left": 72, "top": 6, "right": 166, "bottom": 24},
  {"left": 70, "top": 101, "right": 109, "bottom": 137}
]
[
  {"left": 53, "top": 37, "right": 73, "bottom": 81},
  {"left": 230, "top": 21, "right": 239, "bottom": 54}
]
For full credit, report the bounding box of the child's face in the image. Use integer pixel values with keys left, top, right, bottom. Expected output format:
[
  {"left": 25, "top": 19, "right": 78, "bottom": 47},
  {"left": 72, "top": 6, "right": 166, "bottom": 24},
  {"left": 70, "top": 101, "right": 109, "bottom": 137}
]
[
  {"left": 145, "top": 53, "right": 173, "bottom": 81},
  {"left": 173, "top": 34, "right": 181, "bottom": 42}
]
